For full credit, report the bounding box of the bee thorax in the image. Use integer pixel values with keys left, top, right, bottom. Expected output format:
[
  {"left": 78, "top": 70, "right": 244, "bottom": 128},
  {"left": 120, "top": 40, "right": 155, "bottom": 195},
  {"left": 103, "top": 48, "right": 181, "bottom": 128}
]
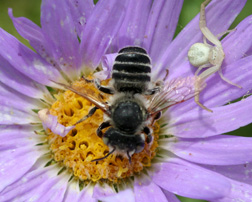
[{"left": 112, "top": 100, "right": 144, "bottom": 133}]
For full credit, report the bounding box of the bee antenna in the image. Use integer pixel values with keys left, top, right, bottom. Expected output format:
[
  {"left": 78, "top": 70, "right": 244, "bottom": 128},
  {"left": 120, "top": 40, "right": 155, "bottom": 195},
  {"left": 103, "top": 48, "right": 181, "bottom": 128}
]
[{"left": 91, "top": 147, "right": 116, "bottom": 162}]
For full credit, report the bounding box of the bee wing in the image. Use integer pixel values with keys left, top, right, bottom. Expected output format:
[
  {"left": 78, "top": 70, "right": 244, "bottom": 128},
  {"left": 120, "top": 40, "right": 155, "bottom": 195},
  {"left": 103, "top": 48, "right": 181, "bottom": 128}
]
[
  {"left": 148, "top": 76, "right": 206, "bottom": 115},
  {"left": 51, "top": 81, "right": 111, "bottom": 116}
]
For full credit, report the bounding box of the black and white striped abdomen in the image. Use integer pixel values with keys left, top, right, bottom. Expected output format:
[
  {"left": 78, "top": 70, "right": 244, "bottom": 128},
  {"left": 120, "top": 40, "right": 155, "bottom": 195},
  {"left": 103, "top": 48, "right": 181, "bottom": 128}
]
[{"left": 112, "top": 46, "right": 151, "bottom": 93}]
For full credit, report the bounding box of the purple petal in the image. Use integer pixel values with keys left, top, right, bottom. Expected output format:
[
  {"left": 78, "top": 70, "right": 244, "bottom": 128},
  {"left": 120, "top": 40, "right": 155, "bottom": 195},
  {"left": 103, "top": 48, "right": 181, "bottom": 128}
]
[
  {"left": 0, "top": 125, "right": 39, "bottom": 150},
  {"left": 0, "top": 56, "right": 47, "bottom": 99},
  {"left": 0, "top": 164, "right": 68, "bottom": 202},
  {"left": 134, "top": 176, "right": 168, "bottom": 202},
  {"left": 8, "top": 9, "right": 50, "bottom": 61},
  {"left": 204, "top": 163, "right": 252, "bottom": 186},
  {"left": 9, "top": 8, "right": 79, "bottom": 81},
  {"left": 223, "top": 15, "right": 252, "bottom": 65},
  {"left": 153, "top": 0, "right": 246, "bottom": 79},
  {"left": 93, "top": 70, "right": 110, "bottom": 81},
  {"left": 98, "top": 189, "right": 135, "bottom": 202},
  {"left": 100, "top": 53, "right": 117, "bottom": 79},
  {"left": 64, "top": 182, "right": 97, "bottom": 202},
  {"left": 93, "top": 183, "right": 135, "bottom": 202},
  {"left": 41, "top": 0, "right": 82, "bottom": 78},
  {"left": 170, "top": 55, "right": 252, "bottom": 115},
  {"left": 161, "top": 189, "right": 180, "bottom": 202},
  {"left": 0, "top": 125, "right": 43, "bottom": 192},
  {"left": 151, "top": 158, "right": 231, "bottom": 200},
  {"left": 246, "top": 43, "right": 252, "bottom": 56},
  {"left": 0, "top": 105, "right": 38, "bottom": 125},
  {"left": 35, "top": 174, "right": 69, "bottom": 202},
  {"left": 0, "top": 82, "right": 43, "bottom": 112},
  {"left": 92, "top": 183, "right": 116, "bottom": 199},
  {"left": 167, "top": 135, "right": 252, "bottom": 165},
  {"left": 213, "top": 180, "right": 252, "bottom": 202},
  {"left": 0, "top": 28, "right": 62, "bottom": 85},
  {"left": 166, "top": 94, "right": 252, "bottom": 138},
  {"left": 0, "top": 147, "right": 41, "bottom": 193},
  {"left": 80, "top": 0, "right": 128, "bottom": 69},
  {"left": 38, "top": 109, "right": 75, "bottom": 137},
  {"left": 143, "top": 0, "right": 183, "bottom": 65},
  {"left": 110, "top": 0, "right": 152, "bottom": 51},
  {"left": 65, "top": 0, "right": 94, "bottom": 38}
]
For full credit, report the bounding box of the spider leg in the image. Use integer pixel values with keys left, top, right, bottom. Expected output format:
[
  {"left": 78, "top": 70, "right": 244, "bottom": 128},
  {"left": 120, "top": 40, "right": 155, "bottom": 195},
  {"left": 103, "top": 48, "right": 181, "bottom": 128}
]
[
  {"left": 194, "top": 79, "right": 213, "bottom": 113},
  {"left": 195, "top": 64, "right": 212, "bottom": 76},
  {"left": 198, "top": 64, "right": 220, "bottom": 80},
  {"left": 203, "top": 36, "right": 207, "bottom": 45},
  {"left": 199, "top": 0, "right": 211, "bottom": 28},
  {"left": 199, "top": 0, "right": 222, "bottom": 47},
  {"left": 194, "top": 64, "right": 219, "bottom": 112},
  {"left": 218, "top": 68, "right": 242, "bottom": 89},
  {"left": 194, "top": 93, "right": 213, "bottom": 112},
  {"left": 215, "top": 29, "right": 236, "bottom": 39}
]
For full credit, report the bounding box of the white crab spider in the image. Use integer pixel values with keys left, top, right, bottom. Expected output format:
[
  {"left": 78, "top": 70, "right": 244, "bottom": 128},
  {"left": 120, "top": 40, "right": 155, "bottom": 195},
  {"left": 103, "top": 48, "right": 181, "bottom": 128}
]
[{"left": 188, "top": 0, "right": 242, "bottom": 112}]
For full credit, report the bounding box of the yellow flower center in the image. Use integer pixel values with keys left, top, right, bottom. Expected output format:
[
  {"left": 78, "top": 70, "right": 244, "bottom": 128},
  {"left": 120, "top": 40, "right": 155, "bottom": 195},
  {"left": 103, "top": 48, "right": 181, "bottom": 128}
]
[{"left": 48, "top": 79, "right": 159, "bottom": 183}]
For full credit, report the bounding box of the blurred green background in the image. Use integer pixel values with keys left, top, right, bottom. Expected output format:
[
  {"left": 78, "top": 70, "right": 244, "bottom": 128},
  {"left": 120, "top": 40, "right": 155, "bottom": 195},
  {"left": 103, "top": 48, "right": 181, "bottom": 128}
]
[{"left": 0, "top": 1, "right": 251, "bottom": 202}]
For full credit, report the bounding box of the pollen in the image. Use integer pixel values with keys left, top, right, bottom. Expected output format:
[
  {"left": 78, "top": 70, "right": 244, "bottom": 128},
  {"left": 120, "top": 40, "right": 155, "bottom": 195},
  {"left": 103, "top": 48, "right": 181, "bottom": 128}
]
[{"left": 48, "top": 79, "right": 159, "bottom": 183}]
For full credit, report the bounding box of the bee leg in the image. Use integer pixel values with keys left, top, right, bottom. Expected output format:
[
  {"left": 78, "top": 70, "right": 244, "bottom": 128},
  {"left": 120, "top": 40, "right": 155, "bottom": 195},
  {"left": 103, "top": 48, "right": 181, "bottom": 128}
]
[
  {"left": 74, "top": 106, "right": 98, "bottom": 125},
  {"left": 146, "top": 70, "right": 168, "bottom": 95},
  {"left": 91, "top": 146, "right": 116, "bottom": 162},
  {"left": 162, "top": 69, "right": 169, "bottom": 81},
  {"left": 145, "top": 87, "right": 161, "bottom": 95},
  {"left": 97, "top": 121, "right": 111, "bottom": 138},
  {"left": 127, "top": 151, "right": 132, "bottom": 164},
  {"left": 81, "top": 76, "right": 93, "bottom": 83},
  {"left": 143, "top": 126, "right": 153, "bottom": 144},
  {"left": 82, "top": 76, "right": 115, "bottom": 95},
  {"left": 154, "top": 111, "right": 162, "bottom": 120},
  {"left": 94, "top": 79, "right": 115, "bottom": 94}
]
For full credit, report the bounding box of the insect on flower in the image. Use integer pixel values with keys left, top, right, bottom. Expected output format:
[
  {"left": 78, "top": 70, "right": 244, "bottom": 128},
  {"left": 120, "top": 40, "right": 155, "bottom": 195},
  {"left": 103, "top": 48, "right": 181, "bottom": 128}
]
[
  {"left": 54, "top": 46, "right": 205, "bottom": 163},
  {"left": 188, "top": 0, "right": 242, "bottom": 112}
]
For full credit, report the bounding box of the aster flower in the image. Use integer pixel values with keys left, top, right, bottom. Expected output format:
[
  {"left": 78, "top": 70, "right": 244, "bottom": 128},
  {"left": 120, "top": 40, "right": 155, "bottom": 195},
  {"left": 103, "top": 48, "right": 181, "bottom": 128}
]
[{"left": 1, "top": 0, "right": 252, "bottom": 201}]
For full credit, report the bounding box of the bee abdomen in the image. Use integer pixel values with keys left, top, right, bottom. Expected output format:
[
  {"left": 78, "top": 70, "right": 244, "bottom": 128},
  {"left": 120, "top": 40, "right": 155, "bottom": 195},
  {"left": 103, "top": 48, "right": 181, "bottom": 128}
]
[
  {"left": 112, "top": 72, "right": 150, "bottom": 82},
  {"left": 112, "top": 46, "right": 151, "bottom": 93},
  {"left": 113, "top": 63, "right": 151, "bottom": 73}
]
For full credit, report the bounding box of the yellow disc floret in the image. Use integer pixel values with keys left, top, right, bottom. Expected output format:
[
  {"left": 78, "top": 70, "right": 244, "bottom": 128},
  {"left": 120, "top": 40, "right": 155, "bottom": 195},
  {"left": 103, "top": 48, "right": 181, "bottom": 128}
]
[{"left": 48, "top": 79, "right": 159, "bottom": 183}]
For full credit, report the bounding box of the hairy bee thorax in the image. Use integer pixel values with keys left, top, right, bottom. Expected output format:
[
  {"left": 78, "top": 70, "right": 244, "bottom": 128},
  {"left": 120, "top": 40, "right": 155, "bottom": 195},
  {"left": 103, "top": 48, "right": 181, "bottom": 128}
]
[{"left": 108, "top": 93, "right": 147, "bottom": 132}]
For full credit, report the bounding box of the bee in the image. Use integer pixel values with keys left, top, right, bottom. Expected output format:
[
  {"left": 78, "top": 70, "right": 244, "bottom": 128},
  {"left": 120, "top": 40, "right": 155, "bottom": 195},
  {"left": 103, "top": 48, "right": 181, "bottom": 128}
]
[{"left": 54, "top": 46, "right": 205, "bottom": 163}]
